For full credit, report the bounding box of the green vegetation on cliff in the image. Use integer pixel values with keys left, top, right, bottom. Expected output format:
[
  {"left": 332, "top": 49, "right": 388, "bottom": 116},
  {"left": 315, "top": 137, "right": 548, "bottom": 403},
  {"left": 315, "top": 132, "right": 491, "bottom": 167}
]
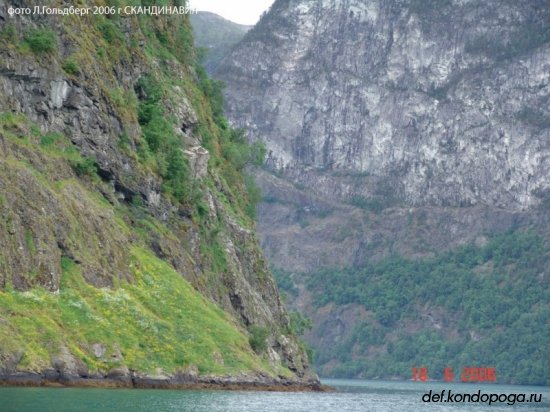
[
  {"left": 0, "top": 248, "right": 264, "bottom": 375},
  {"left": 0, "top": 0, "right": 308, "bottom": 382},
  {"left": 0, "top": 111, "right": 282, "bottom": 377},
  {"left": 300, "top": 231, "right": 550, "bottom": 385}
]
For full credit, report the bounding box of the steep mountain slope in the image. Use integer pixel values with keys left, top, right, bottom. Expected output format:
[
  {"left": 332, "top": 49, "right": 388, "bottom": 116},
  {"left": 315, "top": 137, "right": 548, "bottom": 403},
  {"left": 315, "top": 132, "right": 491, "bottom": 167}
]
[
  {"left": 218, "top": 0, "right": 550, "bottom": 272},
  {"left": 190, "top": 12, "right": 251, "bottom": 73},
  {"left": 0, "top": 0, "right": 317, "bottom": 388},
  {"left": 216, "top": 0, "right": 550, "bottom": 384},
  {"left": 220, "top": 0, "right": 549, "bottom": 209}
]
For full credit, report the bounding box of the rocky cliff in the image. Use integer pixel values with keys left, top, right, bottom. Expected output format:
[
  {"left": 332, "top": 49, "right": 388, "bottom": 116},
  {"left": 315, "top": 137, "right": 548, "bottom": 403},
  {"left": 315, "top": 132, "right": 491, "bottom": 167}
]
[
  {"left": 216, "top": 0, "right": 550, "bottom": 383},
  {"left": 220, "top": 0, "right": 549, "bottom": 210},
  {"left": 219, "top": 0, "right": 549, "bottom": 224},
  {"left": 0, "top": 0, "right": 318, "bottom": 388}
]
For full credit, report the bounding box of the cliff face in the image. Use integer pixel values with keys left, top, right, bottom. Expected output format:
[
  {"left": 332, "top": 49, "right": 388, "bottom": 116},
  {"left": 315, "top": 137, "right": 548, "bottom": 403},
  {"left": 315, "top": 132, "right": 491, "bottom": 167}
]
[
  {"left": 216, "top": 0, "right": 550, "bottom": 382},
  {"left": 220, "top": 0, "right": 549, "bottom": 211},
  {"left": 217, "top": 0, "right": 549, "bottom": 268},
  {"left": 0, "top": 0, "right": 316, "bottom": 386}
]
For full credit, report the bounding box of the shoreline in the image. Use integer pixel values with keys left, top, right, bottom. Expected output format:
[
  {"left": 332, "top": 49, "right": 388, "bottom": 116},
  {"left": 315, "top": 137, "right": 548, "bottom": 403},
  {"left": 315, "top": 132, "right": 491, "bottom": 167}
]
[{"left": 0, "top": 373, "right": 332, "bottom": 392}]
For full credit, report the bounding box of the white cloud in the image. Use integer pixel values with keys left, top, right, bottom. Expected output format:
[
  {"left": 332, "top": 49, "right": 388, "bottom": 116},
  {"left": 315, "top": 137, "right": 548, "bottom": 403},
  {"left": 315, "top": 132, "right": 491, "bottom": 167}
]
[{"left": 188, "top": 0, "right": 275, "bottom": 25}]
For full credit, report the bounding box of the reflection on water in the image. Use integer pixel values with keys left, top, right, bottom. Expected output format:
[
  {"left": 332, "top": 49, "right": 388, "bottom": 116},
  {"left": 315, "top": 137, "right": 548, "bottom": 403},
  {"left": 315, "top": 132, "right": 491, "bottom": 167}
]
[{"left": 1, "top": 379, "right": 549, "bottom": 412}]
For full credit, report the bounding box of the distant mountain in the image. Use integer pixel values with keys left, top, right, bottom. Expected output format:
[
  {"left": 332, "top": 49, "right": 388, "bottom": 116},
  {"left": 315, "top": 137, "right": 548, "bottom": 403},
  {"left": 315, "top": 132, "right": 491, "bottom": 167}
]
[
  {"left": 215, "top": 0, "right": 550, "bottom": 385},
  {"left": 190, "top": 12, "right": 252, "bottom": 73}
]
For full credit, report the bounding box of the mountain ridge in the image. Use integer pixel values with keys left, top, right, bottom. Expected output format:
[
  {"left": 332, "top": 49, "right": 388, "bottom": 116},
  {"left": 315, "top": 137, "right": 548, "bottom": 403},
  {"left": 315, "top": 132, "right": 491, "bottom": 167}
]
[{"left": 216, "top": 0, "right": 550, "bottom": 384}]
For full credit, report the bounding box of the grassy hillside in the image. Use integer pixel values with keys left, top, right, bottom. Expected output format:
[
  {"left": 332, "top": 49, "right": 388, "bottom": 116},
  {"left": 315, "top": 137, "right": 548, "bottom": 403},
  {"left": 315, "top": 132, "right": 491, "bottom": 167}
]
[
  {"left": 0, "top": 111, "right": 282, "bottom": 378},
  {"left": 0, "top": 248, "right": 264, "bottom": 375},
  {"left": 0, "top": 0, "right": 310, "bottom": 383}
]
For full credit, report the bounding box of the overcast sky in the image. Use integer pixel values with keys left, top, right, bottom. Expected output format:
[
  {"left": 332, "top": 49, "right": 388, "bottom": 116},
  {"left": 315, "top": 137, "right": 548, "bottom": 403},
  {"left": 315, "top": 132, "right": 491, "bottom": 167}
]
[{"left": 188, "top": 0, "right": 275, "bottom": 25}]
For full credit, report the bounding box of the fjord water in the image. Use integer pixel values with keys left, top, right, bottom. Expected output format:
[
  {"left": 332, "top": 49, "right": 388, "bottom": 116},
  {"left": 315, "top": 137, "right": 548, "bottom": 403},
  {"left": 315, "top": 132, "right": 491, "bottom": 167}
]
[{"left": 1, "top": 380, "right": 549, "bottom": 412}]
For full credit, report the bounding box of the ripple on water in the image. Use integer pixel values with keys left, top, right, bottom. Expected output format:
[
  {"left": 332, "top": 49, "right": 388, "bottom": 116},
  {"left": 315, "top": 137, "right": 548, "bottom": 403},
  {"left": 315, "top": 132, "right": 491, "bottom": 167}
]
[{"left": 1, "top": 380, "right": 549, "bottom": 412}]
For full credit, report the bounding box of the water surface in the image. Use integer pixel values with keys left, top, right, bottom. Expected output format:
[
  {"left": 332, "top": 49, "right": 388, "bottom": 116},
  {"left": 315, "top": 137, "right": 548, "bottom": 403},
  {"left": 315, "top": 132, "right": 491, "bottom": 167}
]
[{"left": 1, "top": 379, "right": 549, "bottom": 411}]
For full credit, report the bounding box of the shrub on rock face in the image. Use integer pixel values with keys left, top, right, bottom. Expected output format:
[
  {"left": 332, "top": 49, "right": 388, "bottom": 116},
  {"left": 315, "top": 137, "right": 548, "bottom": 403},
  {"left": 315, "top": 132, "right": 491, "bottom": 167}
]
[
  {"left": 0, "top": 24, "right": 17, "bottom": 43},
  {"left": 71, "top": 157, "right": 98, "bottom": 177},
  {"left": 97, "top": 20, "right": 124, "bottom": 44},
  {"left": 24, "top": 28, "right": 57, "bottom": 54},
  {"left": 62, "top": 58, "right": 80, "bottom": 75},
  {"left": 249, "top": 325, "right": 270, "bottom": 354}
]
